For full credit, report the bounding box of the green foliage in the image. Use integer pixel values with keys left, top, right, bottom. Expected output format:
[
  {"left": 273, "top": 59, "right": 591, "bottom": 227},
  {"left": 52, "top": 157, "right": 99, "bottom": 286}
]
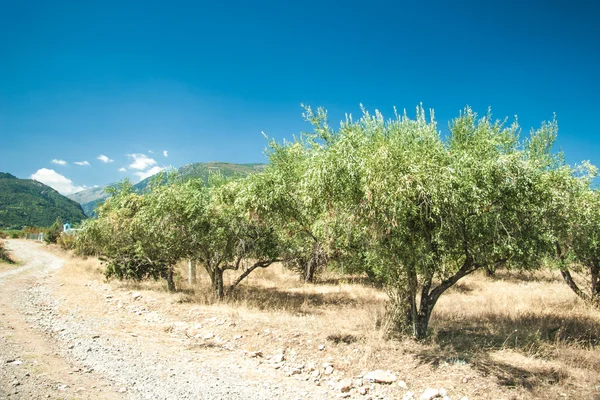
[
  {"left": 44, "top": 218, "right": 63, "bottom": 244},
  {"left": 549, "top": 163, "right": 600, "bottom": 306},
  {"left": 0, "top": 173, "right": 86, "bottom": 229},
  {"left": 262, "top": 105, "right": 570, "bottom": 339},
  {"left": 57, "top": 233, "right": 77, "bottom": 250},
  {"left": 70, "top": 162, "right": 266, "bottom": 217},
  {"left": 76, "top": 176, "right": 282, "bottom": 296}
]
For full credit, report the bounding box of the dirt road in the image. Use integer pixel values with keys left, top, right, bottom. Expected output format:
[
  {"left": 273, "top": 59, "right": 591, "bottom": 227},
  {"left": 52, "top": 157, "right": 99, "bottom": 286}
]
[{"left": 0, "top": 240, "right": 330, "bottom": 400}]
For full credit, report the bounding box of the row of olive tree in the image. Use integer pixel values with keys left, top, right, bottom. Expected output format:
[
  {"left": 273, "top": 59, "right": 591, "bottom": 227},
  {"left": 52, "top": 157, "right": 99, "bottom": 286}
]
[
  {"left": 76, "top": 177, "right": 283, "bottom": 298},
  {"left": 76, "top": 105, "right": 600, "bottom": 339}
]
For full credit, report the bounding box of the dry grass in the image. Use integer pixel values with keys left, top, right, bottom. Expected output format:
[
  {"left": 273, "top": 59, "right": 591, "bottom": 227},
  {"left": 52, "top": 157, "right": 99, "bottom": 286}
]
[{"left": 52, "top": 249, "right": 600, "bottom": 400}]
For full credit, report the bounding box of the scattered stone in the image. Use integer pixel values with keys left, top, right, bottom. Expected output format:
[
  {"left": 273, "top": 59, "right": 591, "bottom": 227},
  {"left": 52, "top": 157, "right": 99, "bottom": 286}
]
[
  {"left": 233, "top": 334, "right": 243, "bottom": 340},
  {"left": 354, "top": 379, "right": 363, "bottom": 387},
  {"left": 118, "top": 387, "right": 127, "bottom": 393},
  {"left": 289, "top": 368, "right": 302, "bottom": 376},
  {"left": 75, "top": 387, "right": 87, "bottom": 393},
  {"left": 270, "top": 353, "right": 285, "bottom": 363},
  {"left": 247, "top": 351, "right": 263, "bottom": 358},
  {"left": 358, "top": 387, "right": 368, "bottom": 395},
  {"left": 403, "top": 392, "right": 416, "bottom": 400},
  {"left": 439, "top": 388, "right": 447, "bottom": 397},
  {"left": 318, "top": 344, "right": 325, "bottom": 351},
  {"left": 338, "top": 394, "right": 351, "bottom": 399},
  {"left": 132, "top": 292, "right": 142, "bottom": 300},
  {"left": 398, "top": 380, "right": 408, "bottom": 389},
  {"left": 420, "top": 388, "right": 440, "bottom": 400},
  {"left": 7, "top": 360, "right": 22, "bottom": 366},
  {"left": 364, "top": 370, "right": 397, "bottom": 384},
  {"left": 324, "top": 365, "right": 335, "bottom": 375},
  {"left": 311, "top": 370, "right": 320, "bottom": 378},
  {"left": 203, "top": 332, "right": 214, "bottom": 340},
  {"left": 11, "top": 380, "right": 20, "bottom": 387},
  {"left": 461, "top": 376, "right": 470, "bottom": 383},
  {"left": 57, "top": 384, "right": 68, "bottom": 391},
  {"left": 338, "top": 379, "right": 353, "bottom": 393},
  {"left": 91, "top": 334, "right": 100, "bottom": 339}
]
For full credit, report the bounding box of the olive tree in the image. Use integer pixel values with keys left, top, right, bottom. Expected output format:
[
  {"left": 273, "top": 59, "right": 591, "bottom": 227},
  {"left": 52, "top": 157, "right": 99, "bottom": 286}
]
[
  {"left": 277, "top": 105, "right": 565, "bottom": 339},
  {"left": 76, "top": 180, "right": 187, "bottom": 291},
  {"left": 551, "top": 163, "right": 600, "bottom": 307},
  {"left": 165, "top": 178, "right": 283, "bottom": 299},
  {"left": 241, "top": 126, "right": 340, "bottom": 282}
]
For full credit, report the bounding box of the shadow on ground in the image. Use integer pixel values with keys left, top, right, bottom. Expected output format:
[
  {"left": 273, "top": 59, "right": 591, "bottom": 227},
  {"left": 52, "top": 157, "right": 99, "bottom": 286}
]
[{"left": 415, "top": 312, "right": 600, "bottom": 391}]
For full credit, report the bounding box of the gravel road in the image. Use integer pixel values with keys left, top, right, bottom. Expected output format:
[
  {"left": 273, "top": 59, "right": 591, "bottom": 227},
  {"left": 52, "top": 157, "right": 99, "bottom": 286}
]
[{"left": 0, "top": 240, "right": 335, "bottom": 400}]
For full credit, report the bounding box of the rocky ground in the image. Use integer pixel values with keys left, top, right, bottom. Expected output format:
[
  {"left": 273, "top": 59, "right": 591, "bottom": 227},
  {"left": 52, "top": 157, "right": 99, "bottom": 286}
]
[{"left": 0, "top": 240, "right": 457, "bottom": 400}]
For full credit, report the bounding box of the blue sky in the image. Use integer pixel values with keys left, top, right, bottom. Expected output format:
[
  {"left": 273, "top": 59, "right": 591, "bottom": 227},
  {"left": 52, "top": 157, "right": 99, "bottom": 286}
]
[{"left": 1, "top": 0, "right": 599, "bottom": 194}]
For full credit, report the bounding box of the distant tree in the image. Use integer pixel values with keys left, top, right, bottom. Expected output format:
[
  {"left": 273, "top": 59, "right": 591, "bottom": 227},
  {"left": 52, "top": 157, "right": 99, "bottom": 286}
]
[{"left": 44, "top": 217, "right": 63, "bottom": 244}]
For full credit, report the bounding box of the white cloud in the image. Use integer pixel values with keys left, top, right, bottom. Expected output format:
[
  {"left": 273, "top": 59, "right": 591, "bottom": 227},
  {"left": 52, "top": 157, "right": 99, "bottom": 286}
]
[
  {"left": 30, "top": 168, "right": 85, "bottom": 195},
  {"left": 74, "top": 161, "right": 90, "bottom": 166},
  {"left": 97, "top": 154, "right": 114, "bottom": 163},
  {"left": 51, "top": 159, "right": 67, "bottom": 166},
  {"left": 128, "top": 153, "right": 157, "bottom": 170},
  {"left": 133, "top": 166, "right": 164, "bottom": 181},
  {"left": 163, "top": 150, "right": 168, "bottom": 157},
  {"left": 148, "top": 150, "right": 154, "bottom": 154},
  {"left": 118, "top": 167, "right": 127, "bottom": 172}
]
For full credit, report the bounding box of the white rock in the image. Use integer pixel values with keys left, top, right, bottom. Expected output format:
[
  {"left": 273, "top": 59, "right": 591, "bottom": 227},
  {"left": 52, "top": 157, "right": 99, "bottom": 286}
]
[
  {"left": 324, "top": 365, "right": 334, "bottom": 375},
  {"left": 364, "top": 370, "right": 397, "bottom": 384},
  {"left": 358, "top": 387, "right": 368, "bottom": 395},
  {"left": 420, "top": 388, "right": 440, "bottom": 400},
  {"left": 318, "top": 344, "right": 325, "bottom": 351},
  {"left": 203, "top": 332, "right": 214, "bottom": 340},
  {"left": 132, "top": 292, "right": 142, "bottom": 299},
  {"left": 403, "top": 392, "right": 415, "bottom": 400},
  {"left": 439, "top": 388, "right": 447, "bottom": 397},
  {"left": 398, "top": 380, "right": 408, "bottom": 389},
  {"left": 270, "top": 353, "right": 285, "bottom": 363},
  {"left": 338, "top": 379, "right": 353, "bottom": 393}
]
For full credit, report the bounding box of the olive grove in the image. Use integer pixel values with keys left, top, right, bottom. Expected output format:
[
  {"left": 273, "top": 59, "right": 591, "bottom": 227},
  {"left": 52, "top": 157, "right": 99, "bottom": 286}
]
[{"left": 76, "top": 105, "right": 599, "bottom": 339}]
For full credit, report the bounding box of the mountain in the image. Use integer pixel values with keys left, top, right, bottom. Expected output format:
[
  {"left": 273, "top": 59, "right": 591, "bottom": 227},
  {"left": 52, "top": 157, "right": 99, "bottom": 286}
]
[
  {"left": 68, "top": 162, "right": 266, "bottom": 217},
  {"left": 0, "top": 172, "right": 87, "bottom": 230}
]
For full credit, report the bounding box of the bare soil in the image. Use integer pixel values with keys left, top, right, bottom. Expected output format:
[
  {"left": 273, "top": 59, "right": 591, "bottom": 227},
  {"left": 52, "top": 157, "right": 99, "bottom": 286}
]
[{"left": 1, "top": 239, "right": 599, "bottom": 400}]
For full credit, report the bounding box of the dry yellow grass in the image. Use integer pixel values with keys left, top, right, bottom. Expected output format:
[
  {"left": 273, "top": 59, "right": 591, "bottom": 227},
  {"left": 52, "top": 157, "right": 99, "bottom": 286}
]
[{"left": 53, "top": 247, "right": 600, "bottom": 400}]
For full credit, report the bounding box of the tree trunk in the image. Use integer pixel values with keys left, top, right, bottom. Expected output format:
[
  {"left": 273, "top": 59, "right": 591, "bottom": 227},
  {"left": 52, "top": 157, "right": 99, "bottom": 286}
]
[
  {"left": 188, "top": 259, "right": 197, "bottom": 285},
  {"left": 591, "top": 263, "right": 599, "bottom": 301},
  {"left": 226, "top": 260, "right": 278, "bottom": 296},
  {"left": 211, "top": 268, "right": 224, "bottom": 300},
  {"left": 396, "top": 257, "right": 478, "bottom": 340},
  {"left": 166, "top": 268, "right": 176, "bottom": 292},
  {"left": 304, "top": 257, "right": 316, "bottom": 283}
]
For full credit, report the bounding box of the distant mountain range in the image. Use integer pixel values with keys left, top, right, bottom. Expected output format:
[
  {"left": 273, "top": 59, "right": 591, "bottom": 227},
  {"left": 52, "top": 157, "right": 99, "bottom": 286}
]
[
  {"left": 0, "top": 172, "right": 87, "bottom": 230},
  {"left": 68, "top": 162, "right": 266, "bottom": 216}
]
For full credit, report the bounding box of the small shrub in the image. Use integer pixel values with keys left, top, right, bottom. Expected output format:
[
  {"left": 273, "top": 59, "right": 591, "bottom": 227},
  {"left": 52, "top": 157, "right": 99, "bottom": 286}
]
[
  {"left": 44, "top": 218, "right": 62, "bottom": 244},
  {"left": 0, "top": 240, "right": 13, "bottom": 263},
  {"left": 58, "top": 234, "right": 76, "bottom": 250}
]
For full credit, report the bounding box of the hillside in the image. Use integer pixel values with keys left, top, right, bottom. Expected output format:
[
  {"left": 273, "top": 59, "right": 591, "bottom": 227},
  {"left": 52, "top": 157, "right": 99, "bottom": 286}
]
[
  {"left": 0, "top": 172, "right": 87, "bottom": 229},
  {"left": 69, "top": 162, "right": 266, "bottom": 216}
]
